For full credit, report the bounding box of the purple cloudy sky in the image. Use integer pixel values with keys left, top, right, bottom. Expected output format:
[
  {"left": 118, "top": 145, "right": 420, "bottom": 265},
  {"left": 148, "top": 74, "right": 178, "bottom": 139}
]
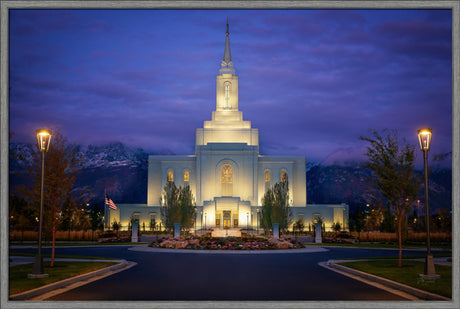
[{"left": 8, "top": 9, "right": 452, "bottom": 167}]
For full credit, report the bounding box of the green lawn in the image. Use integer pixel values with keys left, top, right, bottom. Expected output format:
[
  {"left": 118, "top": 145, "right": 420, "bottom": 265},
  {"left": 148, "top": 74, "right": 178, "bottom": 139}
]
[
  {"left": 9, "top": 252, "right": 118, "bottom": 260},
  {"left": 10, "top": 241, "right": 149, "bottom": 246},
  {"left": 9, "top": 261, "right": 117, "bottom": 296},
  {"left": 305, "top": 242, "right": 452, "bottom": 250},
  {"left": 337, "top": 260, "right": 452, "bottom": 298},
  {"left": 339, "top": 253, "right": 452, "bottom": 260}
]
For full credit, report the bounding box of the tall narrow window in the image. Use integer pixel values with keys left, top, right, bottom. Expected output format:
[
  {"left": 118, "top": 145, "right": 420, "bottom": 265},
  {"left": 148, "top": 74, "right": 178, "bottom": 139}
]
[
  {"left": 224, "top": 83, "right": 230, "bottom": 109},
  {"left": 184, "top": 170, "right": 189, "bottom": 183},
  {"left": 281, "top": 170, "right": 287, "bottom": 183},
  {"left": 221, "top": 165, "right": 233, "bottom": 196},
  {"left": 265, "top": 170, "right": 270, "bottom": 183},
  {"left": 167, "top": 170, "right": 174, "bottom": 182}
]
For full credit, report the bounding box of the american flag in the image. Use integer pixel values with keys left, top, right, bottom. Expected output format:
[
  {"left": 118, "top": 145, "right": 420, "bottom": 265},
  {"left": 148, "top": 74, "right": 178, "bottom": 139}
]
[{"left": 105, "top": 194, "right": 118, "bottom": 210}]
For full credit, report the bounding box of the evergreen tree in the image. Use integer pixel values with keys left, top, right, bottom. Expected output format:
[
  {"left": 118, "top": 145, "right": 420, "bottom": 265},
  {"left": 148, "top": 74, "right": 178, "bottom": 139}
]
[
  {"left": 160, "top": 182, "right": 196, "bottom": 233},
  {"left": 261, "top": 178, "right": 292, "bottom": 234}
]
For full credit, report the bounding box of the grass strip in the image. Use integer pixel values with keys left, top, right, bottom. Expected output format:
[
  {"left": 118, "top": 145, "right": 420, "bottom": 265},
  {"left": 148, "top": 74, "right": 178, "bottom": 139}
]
[
  {"left": 339, "top": 253, "right": 452, "bottom": 260},
  {"left": 9, "top": 252, "right": 117, "bottom": 260},
  {"left": 10, "top": 242, "right": 149, "bottom": 246},
  {"left": 337, "top": 260, "right": 451, "bottom": 298},
  {"left": 9, "top": 261, "right": 117, "bottom": 296},
  {"left": 305, "top": 242, "right": 452, "bottom": 249}
]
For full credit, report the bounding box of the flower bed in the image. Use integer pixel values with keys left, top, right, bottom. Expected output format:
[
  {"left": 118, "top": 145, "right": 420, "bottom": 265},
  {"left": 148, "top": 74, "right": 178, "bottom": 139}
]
[{"left": 149, "top": 235, "right": 305, "bottom": 250}]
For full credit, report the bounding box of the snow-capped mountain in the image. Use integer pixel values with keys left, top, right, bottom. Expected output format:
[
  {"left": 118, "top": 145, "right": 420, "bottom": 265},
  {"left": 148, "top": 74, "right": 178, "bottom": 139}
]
[
  {"left": 9, "top": 141, "right": 150, "bottom": 171},
  {"left": 8, "top": 141, "right": 452, "bottom": 212}
]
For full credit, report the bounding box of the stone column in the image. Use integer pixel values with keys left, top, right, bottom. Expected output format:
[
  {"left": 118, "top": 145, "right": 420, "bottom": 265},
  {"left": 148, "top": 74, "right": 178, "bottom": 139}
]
[
  {"left": 315, "top": 222, "right": 322, "bottom": 243},
  {"left": 273, "top": 223, "right": 279, "bottom": 239},
  {"left": 174, "top": 223, "right": 181, "bottom": 239},
  {"left": 131, "top": 221, "right": 138, "bottom": 243}
]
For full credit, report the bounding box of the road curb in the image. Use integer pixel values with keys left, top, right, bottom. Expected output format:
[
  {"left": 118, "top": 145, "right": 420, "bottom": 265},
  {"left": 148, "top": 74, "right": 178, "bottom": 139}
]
[
  {"left": 326, "top": 259, "right": 451, "bottom": 301},
  {"left": 9, "top": 259, "right": 136, "bottom": 300}
]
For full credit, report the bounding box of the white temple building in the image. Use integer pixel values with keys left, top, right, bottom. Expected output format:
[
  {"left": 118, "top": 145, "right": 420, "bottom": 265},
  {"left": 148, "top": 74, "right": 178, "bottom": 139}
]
[{"left": 106, "top": 22, "right": 348, "bottom": 233}]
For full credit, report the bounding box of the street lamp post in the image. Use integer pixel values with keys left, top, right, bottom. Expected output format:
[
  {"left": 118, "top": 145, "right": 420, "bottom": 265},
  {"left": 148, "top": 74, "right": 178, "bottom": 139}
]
[
  {"left": 417, "top": 128, "right": 439, "bottom": 279},
  {"left": 29, "top": 129, "right": 52, "bottom": 278}
]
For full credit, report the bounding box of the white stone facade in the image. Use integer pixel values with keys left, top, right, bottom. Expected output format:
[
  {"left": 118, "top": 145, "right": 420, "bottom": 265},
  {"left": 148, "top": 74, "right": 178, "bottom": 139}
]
[{"left": 107, "top": 23, "right": 348, "bottom": 233}]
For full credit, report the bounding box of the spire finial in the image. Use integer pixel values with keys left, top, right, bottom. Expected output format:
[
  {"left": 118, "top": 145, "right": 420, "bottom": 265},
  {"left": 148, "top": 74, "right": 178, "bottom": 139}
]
[{"left": 226, "top": 17, "right": 229, "bottom": 36}]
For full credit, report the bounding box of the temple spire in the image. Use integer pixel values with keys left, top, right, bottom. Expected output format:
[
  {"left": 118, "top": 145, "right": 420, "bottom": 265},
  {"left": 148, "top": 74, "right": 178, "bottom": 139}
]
[{"left": 220, "top": 18, "right": 235, "bottom": 74}]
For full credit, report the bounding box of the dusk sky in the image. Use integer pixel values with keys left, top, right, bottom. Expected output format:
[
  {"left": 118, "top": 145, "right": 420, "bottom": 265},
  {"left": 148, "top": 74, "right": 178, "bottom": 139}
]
[{"left": 8, "top": 9, "right": 453, "bottom": 167}]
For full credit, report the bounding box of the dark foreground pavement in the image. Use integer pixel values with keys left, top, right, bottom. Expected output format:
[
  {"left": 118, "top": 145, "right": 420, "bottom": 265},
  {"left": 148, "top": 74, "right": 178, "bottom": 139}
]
[{"left": 9, "top": 245, "right": 443, "bottom": 301}]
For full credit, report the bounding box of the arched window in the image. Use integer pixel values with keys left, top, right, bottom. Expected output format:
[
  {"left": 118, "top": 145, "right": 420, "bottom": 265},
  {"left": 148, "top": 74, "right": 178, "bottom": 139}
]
[
  {"left": 264, "top": 170, "right": 270, "bottom": 183},
  {"left": 184, "top": 170, "right": 189, "bottom": 182},
  {"left": 281, "top": 170, "right": 287, "bottom": 183},
  {"left": 224, "top": 82, "right": 230, "bottom": 109},
  {"left": 221, "top": 165, "right": 233, "bottom": 196},
  {"left": 222, "top": 165, "right": 233, "bottom": 183},
  {"left": 167, "top": 170, "right": 174, "bottom": 182}
]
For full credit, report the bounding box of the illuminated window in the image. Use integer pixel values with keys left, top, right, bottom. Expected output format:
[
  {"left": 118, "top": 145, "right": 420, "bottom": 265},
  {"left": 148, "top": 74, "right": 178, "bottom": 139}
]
[
  {"left": 224, "top": 82, "right": 230, "bottom": 109},
  {"left": 184, "top": 170, "right": 189, "bottom": 182},
  {"left": 221, "top": 165, "right": 233, "bottom": 196},
  {"left": 265, "top": 170, "right": 270, "bottom": 183},
  {"left": 222, "top": 165, "right": 233, "bottom": 183},
  {"left": 281, "top": 170, "right": 287, "bottom": 182},
  {"left": 167, "top": 170, "right": 174, "bottom": 182}
]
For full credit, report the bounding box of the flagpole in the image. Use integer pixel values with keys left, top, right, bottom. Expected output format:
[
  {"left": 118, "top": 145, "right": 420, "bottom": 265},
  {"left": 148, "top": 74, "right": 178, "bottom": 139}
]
[{"left": 104, "top": 188, "right": 108, "bottom": 230}]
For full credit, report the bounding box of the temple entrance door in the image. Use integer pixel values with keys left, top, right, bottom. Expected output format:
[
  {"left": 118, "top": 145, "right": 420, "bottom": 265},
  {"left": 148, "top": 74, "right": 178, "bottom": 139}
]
[{"left": 223, "top": 211, "right": 231, "bottom": 228}]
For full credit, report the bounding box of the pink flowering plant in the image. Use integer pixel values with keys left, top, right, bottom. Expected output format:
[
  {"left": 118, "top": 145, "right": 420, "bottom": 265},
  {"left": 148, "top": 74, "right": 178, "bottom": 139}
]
[{"left": 149, "top": 235, "right": 305, "bottom": 250}]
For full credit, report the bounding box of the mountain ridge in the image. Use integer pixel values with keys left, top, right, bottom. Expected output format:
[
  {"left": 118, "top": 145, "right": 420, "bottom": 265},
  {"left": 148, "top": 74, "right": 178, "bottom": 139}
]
[{"left": 9, "top": 141, "right": 452, "bottom": 213}]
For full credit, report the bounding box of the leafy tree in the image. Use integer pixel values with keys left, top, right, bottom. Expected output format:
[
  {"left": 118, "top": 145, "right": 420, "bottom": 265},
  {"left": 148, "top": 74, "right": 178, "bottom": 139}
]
[
  {"left": 310, "top": 215, "right": 324, "bottom": 238},
  {"left": 333, "top": 222, "right": 341, "bottom": 240},
  {"left": 59, "top": 195, "right": 76, "bottom": 240},
  {"left": 9, "top": 194, "right": 37, "bottom": 235},
  {"left": 360, "top": 129, "right": 421, "bottom": 267},
  {"left": 112, "top": 220, "right": 120, "bottom": 236},
  {"left": 380, "top": 203, "right": 396, "bottom": 233},
  {"left": 89, "top": 202, "right": 104, "bottom": 240},
  {"left": 261, "top": 178, "right": 292, "bottom": 235},
  {"left": 160, "top": 182, "right": 196, "bottom": 233},
  {"left": 75, "top": 205, "right": 90, "bottom": 231},
  {"left": 293, "top": 219, "right": 304, "bottom": 234},
  {"left": 18, "top": 130, "right": 85, "bottom": 266},
  {"left": 352, "top": 204, "right": 366, "bottom": 243}
]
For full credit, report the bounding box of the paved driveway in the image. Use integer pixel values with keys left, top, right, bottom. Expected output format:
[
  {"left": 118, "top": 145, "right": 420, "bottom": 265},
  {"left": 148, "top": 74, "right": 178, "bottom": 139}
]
[{"left": 9, "top": 245, "right": 446, "bottom": 301}]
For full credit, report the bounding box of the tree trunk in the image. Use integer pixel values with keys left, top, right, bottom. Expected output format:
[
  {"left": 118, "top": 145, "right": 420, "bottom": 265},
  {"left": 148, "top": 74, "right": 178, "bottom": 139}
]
[{"left": 398, "top": 215, "right": 402, "bottom": 267}]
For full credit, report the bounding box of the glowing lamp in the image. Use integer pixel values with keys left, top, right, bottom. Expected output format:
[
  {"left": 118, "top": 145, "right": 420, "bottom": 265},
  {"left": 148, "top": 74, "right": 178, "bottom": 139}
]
[
  {"left": 36, "top": 129, "right": 52, "bottom": 152},
  {"left": 417, "top": 128, "right": 432, "bottom": 151}
]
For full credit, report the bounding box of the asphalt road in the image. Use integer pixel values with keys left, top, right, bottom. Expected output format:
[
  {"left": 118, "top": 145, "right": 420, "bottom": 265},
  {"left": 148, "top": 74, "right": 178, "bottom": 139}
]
[{"left": 10, "top": 245, "right": 439, "bottom": 301}]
